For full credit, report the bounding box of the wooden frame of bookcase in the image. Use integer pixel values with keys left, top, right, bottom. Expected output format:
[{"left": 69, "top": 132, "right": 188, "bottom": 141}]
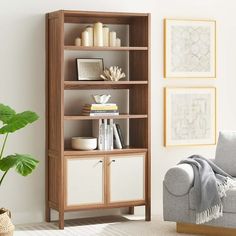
[{"left": 46, "top": 10, "right": 151, "bottom": 229}]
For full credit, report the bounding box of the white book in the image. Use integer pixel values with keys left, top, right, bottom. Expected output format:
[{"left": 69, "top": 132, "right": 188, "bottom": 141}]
[
  {"left": 101, "top": 119, "right": 105, "bottom": 150},
  {"left": 104, "top": 119, "right": 108, "bottom": 150},
  {"left": 92, "top": 119, "right": 103, "bottom": 150},
  {"left": 87, "top": 103, "right": 117, "bottom": 107},
  {"left": 92, "top": 119, "right": 114, "bottom": 151},
  {"left": 87, "top": 112, "right": 119, "bottom": 116},
  {"left": 107, "top": 119, "right": 113, "bottom": 150},
  {"left": 113, "top": 123, "right": 122, "bottom": 149}
]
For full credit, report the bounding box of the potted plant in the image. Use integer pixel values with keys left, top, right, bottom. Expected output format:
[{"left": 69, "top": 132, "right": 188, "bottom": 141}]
[{"left": 0, "top": 104, "right": 39, "bottom": 236}]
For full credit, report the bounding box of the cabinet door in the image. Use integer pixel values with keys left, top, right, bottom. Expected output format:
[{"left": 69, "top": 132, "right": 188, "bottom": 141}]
[
  {"left": 108, "top": 154, "right": 145, "bottom": 203},
  {"left": 66, "top": 157, "right": 104, "bottom": 206}
]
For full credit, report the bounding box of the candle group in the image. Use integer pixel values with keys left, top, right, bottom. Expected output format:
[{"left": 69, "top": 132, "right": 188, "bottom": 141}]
[{"left": 75, "top": 22, "right": 122, "bottom": 47}]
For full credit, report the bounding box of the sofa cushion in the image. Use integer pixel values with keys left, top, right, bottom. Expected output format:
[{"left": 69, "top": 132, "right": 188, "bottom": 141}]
[
  {"left": 215, "top": 131, "right": 236, "bottom": 176},
  {"left": 189, "top": 186, "right": 236, "bottom": 213}
]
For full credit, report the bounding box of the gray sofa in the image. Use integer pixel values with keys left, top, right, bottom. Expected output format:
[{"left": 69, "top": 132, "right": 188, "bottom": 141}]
[{"left": 163, "top": 131, "right": 236, "bottom": 233}]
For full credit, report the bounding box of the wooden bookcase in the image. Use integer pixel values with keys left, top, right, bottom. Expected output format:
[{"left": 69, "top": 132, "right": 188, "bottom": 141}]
[{"left": 46, "top": 10, "right": 151, "bottom": 229}]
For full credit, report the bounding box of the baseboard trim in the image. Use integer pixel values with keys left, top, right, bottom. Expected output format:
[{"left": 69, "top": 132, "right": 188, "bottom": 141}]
[{"left": 177, "top": 223, "right": 236, "bottom": 236}]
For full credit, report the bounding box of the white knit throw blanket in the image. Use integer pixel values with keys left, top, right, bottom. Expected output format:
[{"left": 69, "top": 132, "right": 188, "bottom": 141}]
[{"left": 179, "top": 155, "right": 236, "bottom": 224}]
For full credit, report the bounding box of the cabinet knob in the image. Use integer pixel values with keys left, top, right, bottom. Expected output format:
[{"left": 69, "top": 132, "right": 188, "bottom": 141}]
[
  {"left": 94, "top": 160, "right": 103, "bottom": 167},
  {"left": 109, "top": 159, "right": 116, "bottom": 165}
]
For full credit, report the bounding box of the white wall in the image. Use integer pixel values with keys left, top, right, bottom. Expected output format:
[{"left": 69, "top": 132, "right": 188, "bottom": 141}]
[{"left": 1, "top": 0, "right": 236, "bottom": 224}]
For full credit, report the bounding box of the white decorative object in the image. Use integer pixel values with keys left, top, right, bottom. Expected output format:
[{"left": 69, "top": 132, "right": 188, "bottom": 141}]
[
  {"left": 75, "top": 37, "right": 81, "bottom": 46},
  {"left": 71, "top": 137, "right": 97, "bottom": 150},
  {"left": 116, "top": 38, "right": 121, "bottom": 47},
  {"left": 100, "top": 66, "right": 126, "bottom": 81},
  {"left": 94, "top": 22, "right": 103, "bottom": 46},
  {"left": 164, "top": 19, "right": 216, "bottom": 78},
  {"left": 93, "top": 94, "right": 111, "bottom": 104},
  {"left": 109, "top": 32, "right": 116, "bottom": 47},
  {"left": 82, "top": 31, "right": 89, "bottom": 46},
  {"left": 86, "top": 26, "right": 93, "bottom": 46},
  {"left": 165, "top": 87, "right": 216, "bottom": 146},
  {"left": 103, "top": 26, "right": 109, "bottom": 47}
]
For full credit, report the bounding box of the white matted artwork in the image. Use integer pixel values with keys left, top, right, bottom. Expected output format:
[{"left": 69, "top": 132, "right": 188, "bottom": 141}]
[
  {"left": 76, "top": 58, "right": 104, "bottom": 81},
  {"left": 164, "top": 19, "right": 216, "bottom": 78},
  {"left": 164, "top": 87, "right": 216, "bottom": 146}
]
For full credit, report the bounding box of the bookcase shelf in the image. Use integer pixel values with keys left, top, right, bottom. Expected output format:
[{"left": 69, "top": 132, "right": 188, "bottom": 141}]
[
  {"left": 64, "top": 81, "right": 148, "bottom": 90},
  {"left": 46, "top": 10, "right": 151, "bottom": 229},
  {"left": 64, "top": 46, "right": 148, "bottom": 51},
  {"left": 64, "top": 147, "right": 148, "bottom": 156},
  {"left": 64, "top": 114, "right": 148, "bottom": 120}
]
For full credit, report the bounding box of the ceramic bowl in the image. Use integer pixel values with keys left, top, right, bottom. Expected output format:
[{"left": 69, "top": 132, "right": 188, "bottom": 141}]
[{"left": 71, "top": 137, "right": 97, "bottom": 150}]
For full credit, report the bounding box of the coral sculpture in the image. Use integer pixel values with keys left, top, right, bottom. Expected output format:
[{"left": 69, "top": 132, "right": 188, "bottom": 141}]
[{"left": 100, "top": 66, "right": 126, "bottom": 81}]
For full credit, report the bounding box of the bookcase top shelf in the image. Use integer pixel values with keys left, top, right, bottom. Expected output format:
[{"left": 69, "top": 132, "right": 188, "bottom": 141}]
[
  {"left": 64, "top": 147, "right": 148, "bottom": 156},
  {"left": 49, "top": 10, "right": 150, "bottom": 25},
  {"left": 64, "top": 46, "right": 148, "bottom": 51},
  {"left": 64, "top": 114, "right": 148, "bottom": 120},
  {"left": 64, "top": 81, "right": 148, "bottom": 90}
]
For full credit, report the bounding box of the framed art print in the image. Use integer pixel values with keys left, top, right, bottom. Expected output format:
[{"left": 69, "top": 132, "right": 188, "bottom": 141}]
[
  {"left": 164, "top": 19, "right": 216, "bottom": 78},
  {"left": 164, "top": 87, "right": 216, "bottom": 146},
  {"left": 76, "top": 58, "right": 104, "bottom": 81}
]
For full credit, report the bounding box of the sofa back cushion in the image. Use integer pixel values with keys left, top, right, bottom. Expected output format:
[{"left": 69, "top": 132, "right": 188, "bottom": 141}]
[{"left": 215, "top": 131, "right": 236, "bottom": 176}]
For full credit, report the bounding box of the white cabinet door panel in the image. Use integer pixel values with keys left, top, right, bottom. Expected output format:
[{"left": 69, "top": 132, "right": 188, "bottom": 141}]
[
  {"left": 67, "top": 157, "right": 104, "bottom": 206},
  {"left": 109, "top": 154, "right": 145, "bottom": 203}
]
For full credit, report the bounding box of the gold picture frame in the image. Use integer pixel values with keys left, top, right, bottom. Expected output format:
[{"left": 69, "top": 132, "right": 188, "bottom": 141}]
[
  {"left": 164, "top": 19, "right": 216, "bottom": 79},
  {"left": 164, "top": 87, "right": 217, "bottom": 146}
]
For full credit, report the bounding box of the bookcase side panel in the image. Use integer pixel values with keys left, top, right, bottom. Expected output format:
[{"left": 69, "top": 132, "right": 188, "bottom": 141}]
[
  {"left": 129, "top": 51, "right": 148, "bottom": 81},
  {"left": 129, "top": 15, "right": 149, "bottom": 158},
  {"left": 47, "top": 14, "right": 64, "bottom": 206},
  {"left": 129, "top": 119, "right": 148, "bottom": 148},
  {"left": 129, "top": 17, "right": 148, "bottom": 47}
]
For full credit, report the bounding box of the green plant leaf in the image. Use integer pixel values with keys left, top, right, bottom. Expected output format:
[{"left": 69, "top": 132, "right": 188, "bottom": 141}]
[
  {"left": 0, "top": 104, "right": 16, "bottom": 124},
  {"left": 0, "top": 154, "right": 39, "bottom": 176},
  {"left": 0, "top": 111, "right": 39, "bottom": 134}
]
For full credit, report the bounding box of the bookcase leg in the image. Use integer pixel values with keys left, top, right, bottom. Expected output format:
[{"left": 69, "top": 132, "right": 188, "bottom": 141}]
[
  {"left": 45, "top": 206, "right": 51, "bottom": 222},
  {"left": 59, "top": 211, "right": 64, "bottom": 229},
  {"left": 128, "top": 206, "right": 134, "bottom": 215},
  {"left": 145, "top": 204, "right": 151, "bottom": 221}
]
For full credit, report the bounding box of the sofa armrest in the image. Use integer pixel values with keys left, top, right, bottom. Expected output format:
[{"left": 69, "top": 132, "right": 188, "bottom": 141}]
[{"left": 164, "top": 164, "right": 194, "bottom": 196}]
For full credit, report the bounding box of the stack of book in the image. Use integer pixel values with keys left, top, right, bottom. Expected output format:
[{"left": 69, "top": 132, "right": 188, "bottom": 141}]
[
  {"left": 93, "top": 119, "right": 126, "bottom": 150},
  {"left": 82, "top": 103, "right": 119, "bottom": 116}
]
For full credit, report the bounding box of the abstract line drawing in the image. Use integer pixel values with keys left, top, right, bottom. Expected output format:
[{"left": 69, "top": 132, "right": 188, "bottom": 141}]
[
  {"left": 164, "top": 19, "right": 216, "bottom": 78},
  {"left": 165, "top": 87, "right": 216, "bottom": 146},
  {"left": 171, "top": 26, "right": 210, "bottom": 72}
]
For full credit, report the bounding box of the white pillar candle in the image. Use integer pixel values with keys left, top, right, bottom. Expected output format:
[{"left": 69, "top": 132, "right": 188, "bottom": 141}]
[
  {"left": 94, "top": 22, "right": 103, "bottom": 47},
  {"left": 103, "top": 26, "right": 109, "bottom": 47},
  {"left": 82, "top": 31, "right": 89, "bottom": 46},
  {"left": 109, "top": 31, "right": 116, "bottom": 47},
  {"left": 75, "top": 37, "right": 81, "bottom": 46},
  {"left": 86, "top": 26, "right": 93, "bottom": 46},
  {"left": 116, "top": 38, "right": 121, "bottom": 47}
]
